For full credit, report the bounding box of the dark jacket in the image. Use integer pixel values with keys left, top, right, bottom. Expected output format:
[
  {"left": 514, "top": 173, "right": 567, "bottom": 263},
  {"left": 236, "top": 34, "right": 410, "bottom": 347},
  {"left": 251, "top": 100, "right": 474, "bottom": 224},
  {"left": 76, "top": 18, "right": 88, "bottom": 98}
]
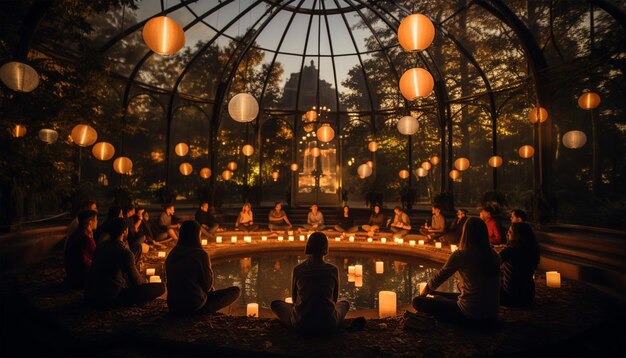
[
  {"left": 336, "top": 213, "right": 355, "bottom": 230},
  {"left": 291, "top": 259, "right": 340, "bottom": 331},
  {"left": 166, "top": 245, "right": 213, "bottom": 314},
  {"left": 65, "top": 228, "right": 96, "bottom": 289},
  {"left": 195, "top": 209, "right": 217, "bottom": 227},
  {"left": 499, "top": 245, "right": 539, "bottom": 306}
]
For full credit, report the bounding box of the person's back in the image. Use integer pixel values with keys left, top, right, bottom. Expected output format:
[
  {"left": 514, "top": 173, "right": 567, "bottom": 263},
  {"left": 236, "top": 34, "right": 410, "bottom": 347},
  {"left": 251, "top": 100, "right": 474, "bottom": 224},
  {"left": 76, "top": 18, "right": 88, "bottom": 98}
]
[
  {"left": 166, "top": 244, "right": 211, "bottom": 314},
  {"left": 453, "top": 251, "right": 500, "bottom": 319},
  {"left": 292, "top": 259, "right": 339, "bottom": 331},
  {"left": 500, "top": 222, "right": 540, "bottom": 307}
]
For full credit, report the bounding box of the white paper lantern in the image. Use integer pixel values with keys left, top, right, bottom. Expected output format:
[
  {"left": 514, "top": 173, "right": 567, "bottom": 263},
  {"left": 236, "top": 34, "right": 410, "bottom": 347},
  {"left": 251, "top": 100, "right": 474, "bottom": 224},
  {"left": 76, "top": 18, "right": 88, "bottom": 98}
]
[
  {"left": 316, "top": 124, "right": 335, "bottom": 142},
  {"left": 0, "top": 61, "right": 39, "bottom": 92},
  {"left": 228, "top": 93, "right": 259, "bottom": 123},
  {"left": 357, "top": 164, "right": 372, "bottom": 179},
  {"left": 92, "top": 142, "right": 115, "bottom": 161},
  {"left": 562, "top": 130, "right": 587, "bottom": 149},
  {"left": 70, "top": 124, "right": 98, "bottom": 147},
  {"left": 415, "top": 167, "right": 428, "bottom": 177},
  {"left": 38, "top": 129, "right": 58, "bottom": 144},
  {"left": 397, "top": 116, "right": 419, "bottom": 135}
]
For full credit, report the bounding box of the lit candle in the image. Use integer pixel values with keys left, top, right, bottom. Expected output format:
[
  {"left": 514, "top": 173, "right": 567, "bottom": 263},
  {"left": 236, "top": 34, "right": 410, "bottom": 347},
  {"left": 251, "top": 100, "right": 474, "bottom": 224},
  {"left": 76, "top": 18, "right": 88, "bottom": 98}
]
[
  {"left": 149, "top": 275, "right": 161, "bottom": 283},
  {"left": 141, "top": 243, "right": 150, "bottom": 254},
  {"left": 419, "top": 282, "right": 427, "bottom": 293},
  {"left": 409, "top": 240, "right": 416, "bottom": 246},
  {"left": 418, "top": 240, "right": 425, "bottom": 245},
  {"left": 376, "top": 261, "right": 384, "bottom": 274},
  {"left": 349, "top": 236, "right": 355, "bottom": 242},
  {"left": 285, "top": 297, "right": 293, "bottom": 304},
  {"left": 348, "top": 266, "right": 355, "bottom": 275},
  {"left": 288, "top": 236, "right": 294, "bottom": 241},
  {"left": 288, "top": 230, "right": 294, "bottom": 236},
  {"left": 247, "top": 303, "right": 259, "bottom": 318},
  {"left": 216, "top": 236, "right": 222, "bottom": 243},
  {"left": 348, "top": 274, "right": 355, "bottom": 283},
  {"left": 299, "top": 235, "right": 305, "bottom": 241},
  {"left": 146, "top": 268, "right": 155, "bottom": 276},
  {"left": 355, "top": 276, "right": 363, "bottom": 287},
  {"left": 277, "top": 236, "right": 283, "bottom": 241},
  {"left": 244, "top": 236, "right": 252, "bottom": 243},
  {"left": 355, "top": 265, "right": 363, "bottom": 276},
  {"left": 261, "top": 236, "right": 267, "bottom": 241},
  {"left": 435, "top": 242, "right": 442, "bottom": 248},
  {"left": 450, "top": 244, "right": 458, "bottom": 252},
  {"left": 367, "top": 237, "right": 373, "bottom": 243},
  {"left": 546, "top": 271, "right": 561, "bottom": 288},
  {"left": 397, "top": 238, "right": 404, "bottom": 245},
  {"left": 381, "top": 238, "right": 387, "bottom": 244},
  {"left": 201, "top": 239, "right": 208, "bottom": 246},
  {"left": 378, "top": 291, "right": 397, "bottom": 318},
  {"left": 157, "top": 251, "right": 166, "bottom": 258},
  {"left": 335, "top": 237, "right": 341, "bottom": 242},
  {"left": 231, "top": 236, "right": 237, "bottom": 243}
]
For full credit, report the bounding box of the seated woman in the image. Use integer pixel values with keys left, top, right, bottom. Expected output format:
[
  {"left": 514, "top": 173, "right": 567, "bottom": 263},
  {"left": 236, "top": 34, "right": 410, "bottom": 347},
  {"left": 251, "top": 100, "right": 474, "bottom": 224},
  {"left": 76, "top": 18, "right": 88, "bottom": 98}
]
[
  {"left": 361, "top": 204, "right": 384, "bottom": 236},
  {"left": 94, "top": 206, "right": 122, "bottom": 244},
  {"left": 412, "top": 217, "right": 500, "bottom": 324},
  {"left": 268, "top": 202, "right": 292, "bottom": 233},
  {"left": 65, "top": 210, "right": 98, "bottom": 289},
  {"left": 500, "top": 222, "right": 540, "bottom": 307},
  {"left": 85, "top": 218, "right": 165, "bottom": 307},
  {"left": 302, "top": 204, "right": 325, "bottom": 231},
  {"left": 388, "top": 206, "right": 411, "bottom": 238},
  {"left": 334, "top": 206, "right": 358, "bottom": 235},
  {"left": 166, "top": 221, "right": 241, "bottom": 314},
  {"left": 235, "top": 203, "right": 259, "bottom": 232},
  {"left": 271, "top": 232, "right": 349, "bottom": 334}
]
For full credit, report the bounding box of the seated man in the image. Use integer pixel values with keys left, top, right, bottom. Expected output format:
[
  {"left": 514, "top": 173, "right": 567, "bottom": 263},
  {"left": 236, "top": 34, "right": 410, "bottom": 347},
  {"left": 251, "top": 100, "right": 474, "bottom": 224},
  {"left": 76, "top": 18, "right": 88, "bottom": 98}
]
[
  {"left": 124, "top": 205, "right": 145, "bottom": 267},
  {"left": 442, "top": 209, "right": 467, "bottom": 245},
  {"left": 388, "top": 206, "right": 411, "bottom": 238},
  {"left": 155, "top": 204, "right": 180, "bottom": 242},
  {"left": 302, "top": 204, "right": 325, "bottom": 231},
  {"left": 506, "top": 209, "right": 527, "bottom": 242},
  {"left": 65, "top": 210, "right": 98, "bottom": 289},
  {"left": 195, "top": 202, "right": 219, "bottom": 238},
  {"left": 271, "top": 232, "right": 349, "bottom": 334},
  {"left": 268, "top": 202, "right": 292, "bottom": 233},
  {"left": 85, "top": 218, "right": 165, "bottom": 308},
  {"left": 420, "top": 205, "right": 446, "bottom": 242},
  {"left": 480, "top": 206, "right": 503, "bottom": 245}
]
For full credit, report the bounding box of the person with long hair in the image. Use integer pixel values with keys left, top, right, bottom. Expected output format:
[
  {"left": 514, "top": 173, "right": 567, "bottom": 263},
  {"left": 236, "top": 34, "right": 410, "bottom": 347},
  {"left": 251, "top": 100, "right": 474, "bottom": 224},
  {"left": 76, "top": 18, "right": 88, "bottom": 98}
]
[
  {"left": 271, "top": 232, "right": 349, "bottom": 334},
  {"left": 500, "top": 222, "right": 540, "bottom": 307},
  {"left": 235, "top": 203, "right": 259, "bottom": 232},
  {"left": 94, "top": 206, "right": 122, "bottom": 244},
  {"left": 334, "top": 205, "right": 358, "bottom": 236},
  {"left": 166, "top": 220, "right": 240, "bottom": 314},
  {"left": 65, "top": 210, "right": 98, "bottom": 289},
  {"left": 362, "top": 204, "right": 385, "bottom": 237},
  {"left": 412, "top": 217, "right": 501, "bottom": 323}
]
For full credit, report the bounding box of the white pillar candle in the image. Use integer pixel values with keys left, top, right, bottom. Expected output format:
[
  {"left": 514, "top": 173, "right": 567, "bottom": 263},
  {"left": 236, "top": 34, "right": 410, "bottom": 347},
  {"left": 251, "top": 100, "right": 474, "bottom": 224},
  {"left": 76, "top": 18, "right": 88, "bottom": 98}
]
[
  {"left": 348, "top": 274, "right": 355, "bottom": 283},
  {"left": 378, "top": 291, "right": 397, "bottom": 318},
  {"left": 355, "top": 276, "right": 363, "bottom": 287},
  {"left": 376, "top": 261, "right": 384, "bottom": 274},
  {"left": 288, "top": 230, "right": 294, "bottom": 236},
  {"left": 348, "top": 266, "right": 355, "bottom": 275},
  {"left": 146, "top": 268, "right": 155, "bottom": 276},
  {"left": 349, "top": 236, "right": 355, "bottom": 242},
  {"left": 546, "top": 271, "right": 561, "bottom": 288},
  {"left": 299, "top": 235, "right": 305, "bottom": 241},
  {"left": 201, "top": 239, "right": 208, "bottom": 246},
  {"left": 450, "top": 244, "right": 458, "bottom": 252},
  {"left": 335, "top": 237, "right": 341, "bottom": 242},
  {"left": 261, "top": 236, "right": 267, "bottom": 241},
  {"left": 409, "top": 240, "right": 416, "bottom": 246},
  {"left": 285, "top": 297, "right": 293, "bottom": 304},
  {"left": 355, "top": 265, "right": 363, "bottom": 276},
  {"left": 277, "top": 236, "right": 283, "bottom": 241},
  {"left": 288, "top": 236, "right": 294, "bottom": 241},
  {"left": 216, "top": 236, "right": 222, "bottom": 243},
  {"left": 367, "top": 237, "right": 373, "bottom": 242},
  {"left": 244, "top": 236, "right": 252, "bottom": 243},
  {"left": 246, "top": 303, "right": 259, "bottom": 318},
  {"left": 435, "top": 242, "right": 442, "bottom": 248},
  {"left": 231, "top": 236, "right": 237, "bottom": 243},
  {"left": 149, "top": 275, "right": 161, "bottom": 283},
  {"left": 418, "top": 240, "right": 425, "bottom": 245},
  {"left": 381, "top": 238, "right": 387, "bottom": 244},
  {"left": 397, "top": 238, "right": 404, "bottom": 245},
  {"left": 157, "top": 251, "right": 166, "bottom": 258}
]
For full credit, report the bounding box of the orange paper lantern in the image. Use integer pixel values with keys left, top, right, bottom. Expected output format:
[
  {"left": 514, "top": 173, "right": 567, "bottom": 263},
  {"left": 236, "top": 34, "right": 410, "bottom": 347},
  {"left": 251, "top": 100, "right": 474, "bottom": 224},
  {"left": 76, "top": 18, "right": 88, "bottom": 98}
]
[
  {"left": 368, "top": 141, "right": 378, "bottom": 152},
  {"left": 113, "top": 157, "right": 133, "bottom": 174},
  {"left": 578, "top": 92, "right": 601, "bottom": 110},
  {"left": 454, "top": 157, "right": 470, "bottom": 171},
  {"left": 357, "top": 164, "right": 372, "bottom": 179},
  {"left": 399, "top": 169, "right": 410, "bottom": 179},
  {"left": 11, "top": 124, "right": 27, "bottom": 138},
  {"left": 175, "top": 143, "right": 189, "bottom": 157},
  {"left": 305, "top": 110, "right": 318, "bottom": 122},
  {"left": 227, "top": 161, "right": 238, "bottom": 171},
  {"left": 271, "top": 171, "right": 280, "bottom": 181},
  {"left": 488, "top": 155, "right": 503, "bottom": 168},
  {"left": 92, "top": 142, "right": 115, "bottom": 161},
  {"left": 200, "top": 167, "right": 212, "bottom": 179},
  {"left": 449, "top": 169, "right": 461, "bottom": 180},
  {"left": 430, "top": 155, "right": 440, "bottom": 165},
  {"left": 399, "top": 68, "right": 434, "bottom": 100},
  {"left": 221, "top": 170, "right": 233, "bottom": 180},
  {"left": 142, "top": 16, "right": 185, "bottom": 56},
  {"left": 528, "top": 107, "right": 549, "bottom": 124},
  {"left": 179, "top": 162, "right": 193, "bottom": 176},
  {"left": 398, "top": 14, "right": 435, "bottom": 52},
  {"left": 366, "top": 160, "right": 374, "bottom": 168},
  {"left": 311, "top": 147, "right": 321, "bottom": 157},
  {"left": 316, "top": 124, "right": 335, "bottom": 142},
  {"left": 519, "top": 145, "right": 535, "bottom": 158},
  {"left": 71, "top": 124, "right": 98, "bottom": 147},
  {"left": 421, "top": 161, "right": 432, "bottom": 170},
  {"left": 242, "top": 144, "right": 254, "bottom": 157},
  {"left": 290, "top": 163, "right": 299, "bottom": 172}
]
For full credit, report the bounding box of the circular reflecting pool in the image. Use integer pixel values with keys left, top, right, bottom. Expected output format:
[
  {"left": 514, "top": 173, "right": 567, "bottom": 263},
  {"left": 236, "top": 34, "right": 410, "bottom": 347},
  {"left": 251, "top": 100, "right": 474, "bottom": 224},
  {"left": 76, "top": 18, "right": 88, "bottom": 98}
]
[{"left": 212, "top": 252, "right": 459, "bottom": 311}]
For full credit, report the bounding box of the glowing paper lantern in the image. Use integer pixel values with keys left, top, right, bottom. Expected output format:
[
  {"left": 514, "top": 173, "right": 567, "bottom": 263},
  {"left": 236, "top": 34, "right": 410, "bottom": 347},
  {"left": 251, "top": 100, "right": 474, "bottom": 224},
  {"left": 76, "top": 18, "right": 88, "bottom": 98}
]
[
  {"left": 357, "top": 163, "right": 373, "bottom": 179},
  {"left": 142, "top": 16, "right": 185, "bottom": 56},
  {"left": 397, "top": 115, "right": 419, "bottom": 135},
  {"left": 562, "top": 130, "right": 587, "bottom": 149},
  {"left": 368, "top": 141, "right": 378, "bottom": 152},
  {"left": 316, "top": 124, "right": 335, "bottom": 142},
  {"left": 228, "top": 93, "right": 259, "bottom": 123},
  {"left": 0, "top": 61, "right": 39, "bottom": 92},
  {"left": 305, "top": 110, "right": 318, "bottom": 122},
  {"left": 174, "top": 143, "right": 189, "bottom": 157},
  {"left": 38, "top": 129, "right": 58, "bottom": 144},
  {"left": 222, "top": 170, "right": 233, "bottom": 180},
  {"left": 11, "top": 124, "right": 27, "bottom": 138},
  {"left": 242, "top": 144, "right": 254, "bottom": 157},
  {"left": 200, "top": 167, "right": 211, "bottom": 179},
  {"left": 271, "top": 171, "right": 279, "bottom": 181},
  {"left": 519, "top": 145, "right": 535, "bottom": 158},
  {"left": 454, "top": 157, "right": 470, "bottom": 171},
  {"left": 415, "top": 167, "right": 428, "bottom": 177},
  {"left": 528, "top": 107, "right": 548, "bottom": 124},
  {"left": 290, "top": 163, "right": 298, "bottom": 172},
  {"left": 449, "top": 169, "right": 460, "bottom": 180},
  {"left": 70, "top": 124, "right": 98, "bottom": 147},
  {"left": 311, "top": 147, "right": 321, "bottom": 157},
  {"left": 113, "top": 157, "right": 133, "bottom": 174},
  {"left": 398, "top": 14, "right": 435, "bottom": 52},
  {"left": 578, "top": 92, "right": 601, "bottom": 110},
  {"left": 399, "top": 169, "right": 410, "bottom": 179},
  {"left": 179, "top": 162, "right": 193, "bottom": 176},
  {"left": 366, "top": 160, "right": 374, "bottom": 168},
  {"left": 227, "top": 161, "right": 238, "bottom": 171},
  {"left": 378, "top": 291, "right": 397, "bottom": 318},
  {"left": 421, "top": 161, "right": 432, "bottom": 170},
  {"left": 92, "top": 142, "right": 115, "bottom": 161},
  {"left": 399, "top": 68, "right": 434, "bottom": 100},
  {"left": 430, "top": 155, "right": 440, "bottom": 165},
  {"left": 488, "top": 155, "right": 503, "bottom": 168}
]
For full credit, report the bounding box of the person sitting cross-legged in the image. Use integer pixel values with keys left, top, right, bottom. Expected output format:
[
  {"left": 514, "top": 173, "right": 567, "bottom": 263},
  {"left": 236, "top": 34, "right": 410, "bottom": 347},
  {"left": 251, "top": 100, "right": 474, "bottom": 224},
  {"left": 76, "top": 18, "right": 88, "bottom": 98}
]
[
  {"left": 85, "top": 218, "right": 165, "bottom": 308},
  {"left": 235, "top": 203, "right": 259, "bottom": 232},
  {"left": 361, "top": 204, "right": 384, "bottom": 237},
  {"left": 412, "top": 217, "right": 501, "bottom": 324},
  {"left": 388, "top": 206, "right": 411, "bottom": 238},
  {"left": 166, "top": 221, "right": 241, "bottom": 315},
  {"left": 155, "top": 204, "right": 180, "bottom": 242},
  {"left": 302, "top": 204, "right": 325, "bottom": 231},
  {"left": 334, "top": 205, "right": 358, "bottom": 236},
  {"left": 268, "top": 202, "right": 292, "bottom": 233},
  {"left": 196, "top": 202, "right": 220, "bottom": 238},
  {"left": 500, "top": 222, "right": 540, "bottom": 307},
  {"left": 65, "top": 210, "right": 98, "bottom": 289},
  {"left": 420, "top": 205, "right": 446, "bottom": 242},
  {"left": 271, "top": 232, "right": 350, "bottom": 334}
]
